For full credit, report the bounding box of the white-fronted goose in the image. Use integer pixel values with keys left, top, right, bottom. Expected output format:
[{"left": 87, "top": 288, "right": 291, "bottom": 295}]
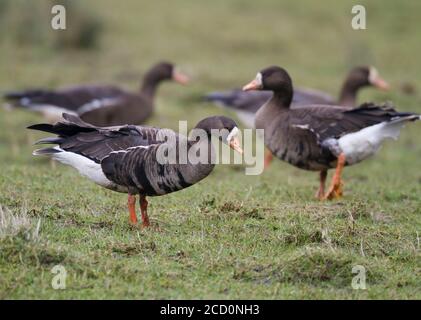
[
  {"left": 205, "top": 66, "right": 390, "bottom": 128},
  {"left": 28, "top": 113, "right": 243, "bottom": 228},
  {"left": 5, "top": 62, "right": 189, "bottom": 126},
  {"left": 243, "top": 66, "right": 419, "bottom": 200}
]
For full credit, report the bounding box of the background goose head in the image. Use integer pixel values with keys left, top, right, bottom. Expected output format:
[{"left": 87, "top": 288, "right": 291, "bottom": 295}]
[
  {"left": 193, "top": 116, "right": 243, "bottom": 154},
  {"left": 141, "top": 61, "right": 189, "bottom": 96},
  {"left": 346, "top": 66, "right": 390, "bottom": 90},
  {"left": 339, "top": 65, "right": 390, "bottom": 106},
  {"left": 243, "top": 66, "right": 294, "bottom": 106}
]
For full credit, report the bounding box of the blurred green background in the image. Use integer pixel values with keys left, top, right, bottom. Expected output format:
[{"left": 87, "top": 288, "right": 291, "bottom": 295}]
[
  {"left": 1, "top": 0, "right": 420, "bottom": 116},
  {"left": 0, "top": 0, "right": 420, "bottom": 299}
]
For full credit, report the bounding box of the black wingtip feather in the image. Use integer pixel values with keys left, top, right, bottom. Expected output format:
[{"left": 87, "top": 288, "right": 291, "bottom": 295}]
[
  {"left": 349, "top": 102, "right": 419, "bottom": 121},
  {"left": 3, "top": 89, "right": 45, "bottom": 101},
  {"left": 28, "top": 115, "right": 98, "bottom": 138},
  {"left": 27, "top": 123, "right": 55, "bottom": 132},
  {"left": 3, "top": 91, "right": 25, "bottom": 100}
]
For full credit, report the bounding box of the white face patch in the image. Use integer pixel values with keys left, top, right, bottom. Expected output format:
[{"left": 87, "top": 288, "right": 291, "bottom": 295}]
[
  {"left": 255, "top": 72, "right": 263, "bottom": 88},
  {"left": 226, "top": 126, "right": 239, "bottom": 143},
  {"left": 368, "top": 66, "right": 379, "bottom": 84}
]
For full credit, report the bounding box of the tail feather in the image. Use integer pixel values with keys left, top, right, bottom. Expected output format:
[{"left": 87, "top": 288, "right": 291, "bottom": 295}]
[
  {"left": 34, "top": 137, "right": 63, "bottom": 145},
  {"left": 27, "top": 123, "right": 56, "bottom": 134},
  {"left": 33, "top": 147, "right": 62, "bottom": 156},
  {"left": 379, "top": 116, "right": 418, "bottom": 141},
  {"left": 338, "top": 111, "right": 419, "bottom": 165},
  {"left": 350, "top": 102, "right": 420, "bottom": 123},
  {"left": 28, "top": 113, "right": 97, "bottom": 137},
  {"left": 389, "top": 114, "right": 420, "bottom": 123},
  {"left": 3, "top": 89, "right": 47, "bottom": 101}
]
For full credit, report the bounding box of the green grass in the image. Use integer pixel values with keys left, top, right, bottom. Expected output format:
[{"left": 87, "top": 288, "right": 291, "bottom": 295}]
[{"left": 0, "top": 0, "right": 420, "bottom": 299}]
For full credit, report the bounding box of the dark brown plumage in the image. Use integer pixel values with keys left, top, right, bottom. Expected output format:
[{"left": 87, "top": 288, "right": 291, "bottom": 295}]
[
  {"left": 4, "top": 62, "right": 189, "bottom": 126},
  {"left": 244, "top": 66, "right": 419, "bottom": 200},
  {"left": 28, "top": 113, "right": 242, "bottom": 228}
]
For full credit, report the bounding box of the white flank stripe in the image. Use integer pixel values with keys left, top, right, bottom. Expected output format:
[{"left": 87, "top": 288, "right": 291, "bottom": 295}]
[
  {"left": 77, "top": 98, "right": 121, "bottom": 114},
  {"left": 109, "top": 145, "right": 150, "bottom": 155},
  {"left": 48, "top": 147, "right": 116, "bottom": 189}
]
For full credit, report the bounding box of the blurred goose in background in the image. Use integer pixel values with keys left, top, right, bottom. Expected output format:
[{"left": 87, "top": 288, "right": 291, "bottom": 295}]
[
  {"left": 205, "top": 66, "right": 390, "bottom": 128},
  {"left": 4, "top": 62, "right": 189, "bottom": 126},
  {"left": 243, "top": 66, "right": 418, "bottom": 200},
  {"left": 28, "top": 113, "right": 243, "bottom": 228}
]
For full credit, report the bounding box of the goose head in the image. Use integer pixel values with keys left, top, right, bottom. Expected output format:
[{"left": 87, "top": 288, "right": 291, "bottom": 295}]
[
  {"left": 193, "top": 116, "right": 243, "bottom": 154},
  {"left": 243, "top": 66, "right": 294, "bottom": 106},
  {"left": 346, "top": 66, "right": 390, "bottom": 91},
  {"left": 145, "top": 61, "right": 190, "bottom": 85}
]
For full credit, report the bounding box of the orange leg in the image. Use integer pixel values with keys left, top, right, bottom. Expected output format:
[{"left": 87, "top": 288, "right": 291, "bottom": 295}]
[
  {"left": 128, "top": 194, "right": 138, "bottom": 224},
  {"left": 264, "top": 148, "right": 273, "bottom": 169},
  {"left": 315, "top": 170, "right": 327, "bottom": 200},
  {"left": 323, "top": 153, "right": 346, "bottom": 200},
  {"left": 139, "top": 195, "right": 150, "bottom": 228}
]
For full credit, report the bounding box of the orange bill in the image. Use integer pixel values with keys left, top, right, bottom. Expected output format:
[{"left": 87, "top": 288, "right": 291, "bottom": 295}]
[
  {"left": 242, "top": 79, "right": 261, "bottom": 91},
  {"left": 229, "top": 136, "right": 243, "bottom": 154},
  {"left": 371, "top": 75, "right": 390, "bottom": 90}
]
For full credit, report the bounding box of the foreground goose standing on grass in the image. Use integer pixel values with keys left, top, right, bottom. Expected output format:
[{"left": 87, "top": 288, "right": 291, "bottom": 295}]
[
  {"left": 28, "top": 113, "right": 243, "bottom": 228},
  {"left": 242, "top": 66, "right": 419, "bottom": 200},
  {"left": 4, "top": 62, "right": 189, "bottom": 126},
  {"left": 205, "top": 66, "right": 390, "bottom": 168}
]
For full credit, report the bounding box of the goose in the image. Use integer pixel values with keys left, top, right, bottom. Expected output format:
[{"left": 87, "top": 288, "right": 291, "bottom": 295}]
[
  {"left": 28, "top": 113, "right": 243, "bottom": 228},
  {"left": 205, "top": 66, "right": 390, "bottom": 128},
  {"left": 242, "top": 66, "right": 419, "bottom": 200},
  {"left": 5, "top": 62, "right": 189, "bottom": 126},
  {"left": 205, "top": 66, "right": 389, "bottom": 169}
]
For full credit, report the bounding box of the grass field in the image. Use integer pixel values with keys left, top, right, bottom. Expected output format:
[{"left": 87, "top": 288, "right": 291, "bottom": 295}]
[{"left": 0, "top": 0, "right": 420, "bottom": 299}]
